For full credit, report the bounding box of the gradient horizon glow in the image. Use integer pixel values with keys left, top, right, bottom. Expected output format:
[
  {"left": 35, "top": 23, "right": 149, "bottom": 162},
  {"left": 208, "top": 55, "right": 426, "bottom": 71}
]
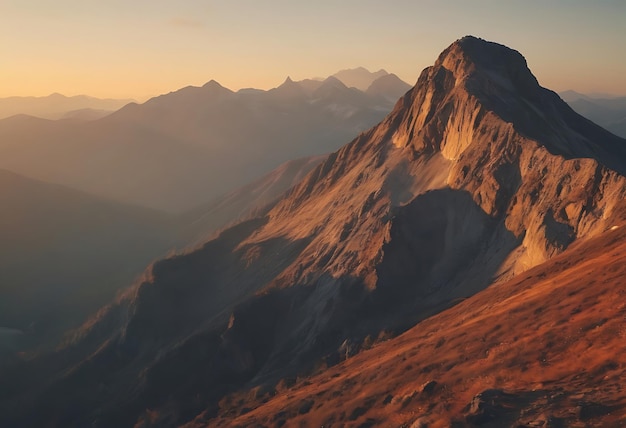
[{"left": 2, "top": 0, "right": 625, "bottom": 99}]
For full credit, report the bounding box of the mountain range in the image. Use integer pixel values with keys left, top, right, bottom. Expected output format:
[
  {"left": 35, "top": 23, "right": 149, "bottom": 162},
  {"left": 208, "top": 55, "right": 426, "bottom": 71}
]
[
  {"left": 0, "top": 72, "right": 410, "bottom": 212},
  {"left": 0, "top": 93, "right": 134, "bottom": 121},
  {"left": 1, "top": 36, "right": 625, "bottom": 427},
  {"left": 560, "top": 90, "right": 626, "bottom": 138},
  {"left": 331, "top": 67, "right": 390, "bottom": 91},
  {"left": 0, "top": 70, "right": 405, "bottom": 358}
]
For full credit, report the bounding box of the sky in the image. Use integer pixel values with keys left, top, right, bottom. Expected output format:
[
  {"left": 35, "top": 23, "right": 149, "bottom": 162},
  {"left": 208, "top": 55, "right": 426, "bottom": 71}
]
[{"left": 1, "top": 0, "right": 625, "bottom": 100}]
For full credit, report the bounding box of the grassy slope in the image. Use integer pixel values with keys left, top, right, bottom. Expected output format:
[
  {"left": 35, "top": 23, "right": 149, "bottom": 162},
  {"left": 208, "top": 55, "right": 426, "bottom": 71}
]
[{"left": 205, "top": 222, "right": 626, "bottom": 427}]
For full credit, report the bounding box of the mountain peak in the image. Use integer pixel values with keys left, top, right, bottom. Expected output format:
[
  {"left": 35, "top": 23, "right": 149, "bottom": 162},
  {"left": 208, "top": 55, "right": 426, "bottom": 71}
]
[
  {"left": 269, "top": 75, "right": 307, "bottom": 99},
  {"left": 202, "top": 79, "right": 228, "bottom": 90},
  {"left": 332, "top": 67, "right": 389, "bottom": 90},
  {"left": 394, "top": 35, "right": 626, "bottom": 174},
  {"left": 311, "top": 76, "right": 351, "bottom": 99},
  {"left": 198, "top": 80, "right": 234, "bottom": 99},
  {"left": 434, "top": 35, "right": 538, "bottom": 94},
  {"left": 320, "top": 75, "right": 347, "bottom": 88},
  {"left": 276, "top": 76, "right": 303, "bottom": 89},
  {"left": 365, "top": 73, "right": 411, "bottom": 100}
]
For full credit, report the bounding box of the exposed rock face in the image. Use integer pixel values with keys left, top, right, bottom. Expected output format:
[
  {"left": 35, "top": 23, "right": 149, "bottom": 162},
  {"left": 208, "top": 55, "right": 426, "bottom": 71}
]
[
  {"left": 208, "top": 213, "right": 626, "bottom": 427},
  {"left": 247, "top": 36, "right": 626, "bottom": 287},
  {"left": 2, "top": 36, "right": 626, "bottom": 427},
  {"left": 464, "top": 389, "right": 521, "bottom": 424}
]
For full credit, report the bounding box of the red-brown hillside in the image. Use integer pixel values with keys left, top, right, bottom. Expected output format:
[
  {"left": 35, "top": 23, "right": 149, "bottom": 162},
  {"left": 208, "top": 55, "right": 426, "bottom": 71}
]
[{"left": 207, "top": 219, "right": 626, "bottom": 427}]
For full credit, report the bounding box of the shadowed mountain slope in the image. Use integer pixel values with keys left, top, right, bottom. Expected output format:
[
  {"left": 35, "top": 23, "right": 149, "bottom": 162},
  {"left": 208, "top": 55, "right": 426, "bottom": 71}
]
[
  {"left": 1, "top": 36, "right": 625, "bottom": 427},
  {"left": 0, "top": 169, "right": 179, "bottom": 356},
  {"left": 0, "top": 152, "right": 325, "bottom": 361}
]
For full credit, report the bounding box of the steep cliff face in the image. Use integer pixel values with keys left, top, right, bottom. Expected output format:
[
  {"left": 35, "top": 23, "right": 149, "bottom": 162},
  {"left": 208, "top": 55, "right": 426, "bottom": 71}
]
[
  {"left": 247, "top": 36, "right": 626, "bottom": 290},
  {"left": 2, "top": 36, "right": 626, "bottom": 428}
]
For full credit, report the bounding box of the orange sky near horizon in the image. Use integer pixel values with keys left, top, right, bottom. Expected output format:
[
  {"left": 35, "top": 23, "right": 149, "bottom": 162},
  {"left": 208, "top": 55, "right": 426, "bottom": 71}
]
[{"left": 2, "top": 1, "right": 625, "bottom": 100}]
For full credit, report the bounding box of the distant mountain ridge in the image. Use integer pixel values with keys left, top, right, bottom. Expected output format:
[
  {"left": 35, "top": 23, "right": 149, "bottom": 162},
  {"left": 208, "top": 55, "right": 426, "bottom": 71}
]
[
  {"left": 0, "top": 73, "right": 407, "bottom": 212},
  {"left": 2, "top": 36, "right": 625, "bottom": 428},
  {"left": 0, "top": 93, "right": 134, "bottom": 120},
  {"left": 560, "top": 90, "right": 626, "bottom": 138},
  {"left": 331, "top": 66, "right": 390, "bottom": 90},
  {"left": 365, "top": 73, "right": 412, "bottom": 101}
]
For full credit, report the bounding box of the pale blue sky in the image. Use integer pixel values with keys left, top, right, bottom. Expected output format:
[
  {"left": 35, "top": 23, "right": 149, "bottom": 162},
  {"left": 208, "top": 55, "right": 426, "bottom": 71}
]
[{"left": 1, "top": 0, "right": 624, "bottom": 98}]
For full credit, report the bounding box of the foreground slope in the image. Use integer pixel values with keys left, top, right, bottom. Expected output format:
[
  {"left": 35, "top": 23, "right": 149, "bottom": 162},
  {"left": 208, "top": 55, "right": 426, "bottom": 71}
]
[
  {"left": 1, "top": 36, "right": 625, "bottom": 427},
  {"left": 210, "top": 212, "right": 626, "bottom": 427}
]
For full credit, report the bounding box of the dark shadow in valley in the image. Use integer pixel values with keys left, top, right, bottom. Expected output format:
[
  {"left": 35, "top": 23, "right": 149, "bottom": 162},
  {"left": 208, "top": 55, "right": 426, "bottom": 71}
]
[{"left": 0, "top": 216, "right": 311, "bottom": 428}]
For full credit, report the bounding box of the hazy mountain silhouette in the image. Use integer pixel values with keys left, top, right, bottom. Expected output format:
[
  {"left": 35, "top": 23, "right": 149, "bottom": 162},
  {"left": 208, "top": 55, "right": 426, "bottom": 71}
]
[
  {"left": 0, "top": 93, "right": 133, "bottom": 120},
  {"left": 559, "top": 89, "right": 592, "bottom": 103},
  {"left": 2, "top": 37, "right": 626, "bottom": 427},
  {"left": 332, "top": 66, "right": 390, "bottom": 90},
  {"left": 607, "top": 117, "right": 626, "bottom": 138},
  {"left": 0, "top": 76, "right": 401, "bottom": 212},
  {"left": 365, "top": 72, "right": 412, "bottom": 101},
  {"left": 59, "top": 108, "right": 114, "bottom": 121},
  {"left": 560, "top": 89, "right": 624, "bottom": 102},
  {"left": 561, "top": 91, "right": 626, "bottom": 138}
]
